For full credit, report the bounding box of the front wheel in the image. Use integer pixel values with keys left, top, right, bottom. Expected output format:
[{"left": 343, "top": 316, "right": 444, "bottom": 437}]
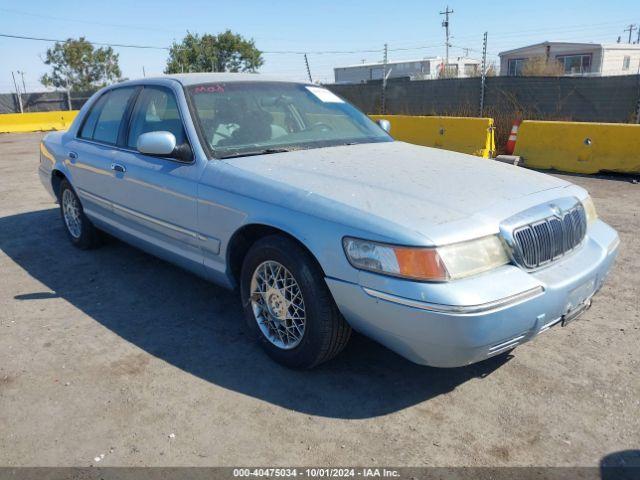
[
  {"left": 240, "top": 235, "right": 351, "bottom": 369},
  {"left": 58, "top": 180, "right": 102, "bottom": 249}
]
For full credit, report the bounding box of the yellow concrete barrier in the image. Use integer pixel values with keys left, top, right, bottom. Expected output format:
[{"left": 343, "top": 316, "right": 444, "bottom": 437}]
[
  {"left": 514, "top": 120, "right": 640, "bottom": 174},
  {"left": 0, "top": 111, "right": 79, "bottom": 133},
  {"left": 370, "top": 115, "right": 496, "bottom": 158}
]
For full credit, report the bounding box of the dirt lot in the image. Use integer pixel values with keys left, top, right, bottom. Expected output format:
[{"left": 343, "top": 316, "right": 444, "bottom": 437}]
[{"left": 0, "top": 132, "right": 638, "bottom": 467}]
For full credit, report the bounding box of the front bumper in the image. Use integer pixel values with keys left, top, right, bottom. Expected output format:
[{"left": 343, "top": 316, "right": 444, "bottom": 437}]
[{"left": 327, "top": 219, "right": 619, "bottom": 367}]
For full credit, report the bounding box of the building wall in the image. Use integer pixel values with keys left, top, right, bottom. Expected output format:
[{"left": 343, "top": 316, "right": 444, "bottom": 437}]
[
  {"left": 334, "top": 61, "right": 431, "bottom": 83},
  {"left": 500, "top": 44, "right": 603, "bottom": 76},
  {"left": 334, "top": 58, "right": 480, "bottom": 83},
  {"left": 601, "top": 48, "right": 640, "bottom": 76}
]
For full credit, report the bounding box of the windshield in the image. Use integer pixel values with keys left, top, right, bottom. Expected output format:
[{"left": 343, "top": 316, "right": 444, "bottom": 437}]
[{"left": 186, "top": 81, "right": 392, "bottom": 158}]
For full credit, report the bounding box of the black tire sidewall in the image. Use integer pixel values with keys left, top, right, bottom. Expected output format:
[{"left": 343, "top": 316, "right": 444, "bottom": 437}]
[
  {"left": 59, "top": 180, "right": 96, "bottom": 249},
  {"left": 240, "top": 236, "right": 333, "bottom": 369}
]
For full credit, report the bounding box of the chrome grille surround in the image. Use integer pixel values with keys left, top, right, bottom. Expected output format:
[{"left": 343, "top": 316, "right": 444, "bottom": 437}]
[{"left": 500, "top": 197, "right": 587, "bottom": 270}]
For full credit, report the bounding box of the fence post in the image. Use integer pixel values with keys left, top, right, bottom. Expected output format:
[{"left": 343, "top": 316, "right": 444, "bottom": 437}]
[
  {"left": 304, "top": 53, "right": 313, "bottom": 83},
  {"left": 635, "top": 67, "right": 640, "bottom": 124},
  {"left": 381, "top": 43, "right": 388, "bottom": 114},
  {"left": 479, "top": 32, "right": 488, "bottom": 117}
]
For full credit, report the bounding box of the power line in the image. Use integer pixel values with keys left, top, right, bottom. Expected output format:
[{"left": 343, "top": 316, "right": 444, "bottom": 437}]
[
  {"left": 0, "top": 32, "right": 170, "bottom": 50},
  {"left": 0, "top": 7, "right": 173, "bottom": 33},
  {"left": 264, "top": 47, "right": 383, "bottom": 55}
]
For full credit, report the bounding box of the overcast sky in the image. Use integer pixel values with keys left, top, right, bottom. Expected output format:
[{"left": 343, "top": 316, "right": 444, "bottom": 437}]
[{"left": 0, "top": 0, "right": 638, "bottom": 92}]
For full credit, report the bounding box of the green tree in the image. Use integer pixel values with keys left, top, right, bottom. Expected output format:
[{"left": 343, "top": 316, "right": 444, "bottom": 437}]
[
  {"left": 41, "top": 37, "right": 122, "bottom": 91},
  {"left": 165, "top": 31, "right": 263, "bottom": 74}
]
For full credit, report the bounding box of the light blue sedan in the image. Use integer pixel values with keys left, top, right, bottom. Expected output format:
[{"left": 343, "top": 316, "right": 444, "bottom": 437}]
[{"left": 38, "top": 73, "right": 620, "bottom": 369}]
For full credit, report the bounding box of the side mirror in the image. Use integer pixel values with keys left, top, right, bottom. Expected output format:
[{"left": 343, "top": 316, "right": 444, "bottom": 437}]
[
  {"left": 136, "top": 131, "right": 193, "bottom": 162},
  {"left": 377, "top": 119, "right": 391, "bottom": 133},
  {"left": 137, "top": 131, "right": 177, "bottom": 156}
]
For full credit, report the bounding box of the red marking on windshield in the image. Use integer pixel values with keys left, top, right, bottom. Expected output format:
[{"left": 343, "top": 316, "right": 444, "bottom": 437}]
[{"left": 193, "top": 85, "right": 225, "bottom": 93}]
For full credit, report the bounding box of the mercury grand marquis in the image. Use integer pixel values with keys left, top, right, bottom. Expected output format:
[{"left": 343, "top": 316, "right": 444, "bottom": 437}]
[{"left": 38, "top": 73, "right": 620, "bottom": 369}]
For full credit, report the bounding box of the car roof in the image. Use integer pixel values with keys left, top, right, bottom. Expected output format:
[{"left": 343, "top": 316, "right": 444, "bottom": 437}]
[{"left": 128, "top": 72, "right": 304, "bottom": 87}]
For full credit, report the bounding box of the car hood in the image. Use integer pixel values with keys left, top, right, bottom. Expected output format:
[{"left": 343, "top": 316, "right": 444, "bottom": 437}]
[{"left": 221, "top": 141, "right": 572, "bottom": 242}]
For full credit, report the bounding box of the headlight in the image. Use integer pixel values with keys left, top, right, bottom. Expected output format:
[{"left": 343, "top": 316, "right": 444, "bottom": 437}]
[
  {"left": 343, "top": 235, "right": 510, "bottom": 282},
  {"left": 581, "top": 195, "right": 598, "bottom": 225},
  {"left": 437, "top": 235, "right": 510, "bottom": 280}
]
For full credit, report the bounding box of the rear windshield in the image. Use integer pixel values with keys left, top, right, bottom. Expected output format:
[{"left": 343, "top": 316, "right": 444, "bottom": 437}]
[{"left": 186, "top": 81, "right": 392, "bottom": 158}]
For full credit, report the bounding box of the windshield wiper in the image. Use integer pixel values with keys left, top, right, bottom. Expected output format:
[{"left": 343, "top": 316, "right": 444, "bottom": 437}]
[{"left": 217, "top": 148, "right": 294, "bottom": 159}]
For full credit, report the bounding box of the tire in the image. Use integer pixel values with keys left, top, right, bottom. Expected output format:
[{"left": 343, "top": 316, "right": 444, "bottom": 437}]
[
  {"left": 58, "top": 180, "right": 102, "bottom": 249},
  {"left": 240, "top": 235, "right": 351, "bottom": 369}
]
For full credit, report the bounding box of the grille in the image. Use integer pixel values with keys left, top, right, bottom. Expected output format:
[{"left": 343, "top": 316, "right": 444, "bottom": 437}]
[{"left": 512, "top": 204, "right": 587, "bottom": 269}]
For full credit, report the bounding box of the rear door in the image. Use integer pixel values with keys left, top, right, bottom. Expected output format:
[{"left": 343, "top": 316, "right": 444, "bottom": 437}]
[
  {"left": 66, "top": 86, "right": 138, "bottom": 222},
  {"left": 110, "top": 85, "right": 206, "bottom": 269}
]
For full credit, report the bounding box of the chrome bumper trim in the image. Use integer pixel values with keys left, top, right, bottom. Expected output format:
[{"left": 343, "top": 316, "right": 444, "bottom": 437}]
[
  {"left": 362, "top": 285, "right": 545, "bottom": 315},
  {"left": 607, "top": 235, "right": 620, "bottom": 255}
]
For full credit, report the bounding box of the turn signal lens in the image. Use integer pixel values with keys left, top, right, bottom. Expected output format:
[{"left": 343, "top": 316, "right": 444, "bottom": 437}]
[
  {"left": 581, "top": 195, "right": 598, "bottom": 225},
  {"left": 342, "top": 238, "right": 449, "bottom": 281}
]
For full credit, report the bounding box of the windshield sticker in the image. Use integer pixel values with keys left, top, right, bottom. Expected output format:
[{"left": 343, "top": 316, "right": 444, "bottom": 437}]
[
  {"left": 193, "top": 85, "right": 225, "bottom": 94},
  {"left": 306, "top": 86, "right": 344, "bottom": 103}
]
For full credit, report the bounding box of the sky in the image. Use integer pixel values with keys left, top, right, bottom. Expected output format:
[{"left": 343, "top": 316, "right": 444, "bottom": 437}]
[{"left": 0, "top": 0, "right": 639, "bottom": 93}]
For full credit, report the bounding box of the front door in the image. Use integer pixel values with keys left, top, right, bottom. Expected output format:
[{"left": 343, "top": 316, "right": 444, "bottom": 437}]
[{"left": 109, "top": 85, "right": 206, "bottom": 272}]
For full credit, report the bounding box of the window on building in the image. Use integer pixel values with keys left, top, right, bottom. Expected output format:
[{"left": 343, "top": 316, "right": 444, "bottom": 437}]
[
  {"left": 507, "top": 58, "right": 526, "bottom": 76},
  {"left": 556, "top": 54, "right": 592, "bottom": 75},
  {"left": 443, "top": 64, "right": 459, "bottom": 77},
  {"left": 622, "top": 56, "right": 631, "bottom": 70},
  {"left": 370, "top": 67, "right": 384, "bottom": 80},
  {"left": 464, "top": 64, "right": 478, "bottom": 76}
]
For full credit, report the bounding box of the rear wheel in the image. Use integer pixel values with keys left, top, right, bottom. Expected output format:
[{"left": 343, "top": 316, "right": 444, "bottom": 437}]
[
  {"left": 59, "top": 180, "right": 102, "bottom": 249},
  {"left": 240, "top": 235, "right": 351, "bottom": 369}
]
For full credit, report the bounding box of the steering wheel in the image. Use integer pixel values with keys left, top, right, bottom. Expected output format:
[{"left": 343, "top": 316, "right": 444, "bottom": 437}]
[
  {"left": 201, "top": 119, "right": 234, "bottom": 140},
  {"left": 305, "top": 122, "right": 334, "bottom": 132}
]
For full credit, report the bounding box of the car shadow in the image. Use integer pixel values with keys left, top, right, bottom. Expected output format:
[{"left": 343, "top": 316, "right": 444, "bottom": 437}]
[
  {"left": 1, "top": 208, "right": 510, "bottom": 419},
  {"left": 600, "top": 450, "right": 640, "bottom": 479}
]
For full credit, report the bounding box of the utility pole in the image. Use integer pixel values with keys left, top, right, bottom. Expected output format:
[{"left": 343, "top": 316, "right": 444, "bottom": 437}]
[
  {"left": 142, "top": 66, "right": 146, "bottom": 77},
  {"left": 11, "top": 71, "right": 23, "bottom": 114},
  {"left": 381, "top": 43, "right": 388, "bottom": 114},
  {"left": 624, "top": 24, "right": 637, "bottom": 43},
  {"left": 480, "top": 32, "right": 488, "bottom": 117},
  {"left": 637, "top": 26, "right": 640, "bottom": 44},
  {"left": 304, "top": 54, "right": 313, "bottom": 83},
  {"left": 440, "top": 6, "right": 454, "bottom": 68}
]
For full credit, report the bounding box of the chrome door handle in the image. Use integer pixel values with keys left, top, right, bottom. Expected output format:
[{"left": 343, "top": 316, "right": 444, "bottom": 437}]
[{"left": 110, "top": 163, "right": 126, "bottom": 173}]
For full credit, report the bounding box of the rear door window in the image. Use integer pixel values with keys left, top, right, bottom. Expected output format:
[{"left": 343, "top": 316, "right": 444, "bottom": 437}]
[
  {"left": 79, "top": 94, "right": 107, "bottom": 139},
  {"left": 80, "top": 87, "right": 137, "bottom": 145}
]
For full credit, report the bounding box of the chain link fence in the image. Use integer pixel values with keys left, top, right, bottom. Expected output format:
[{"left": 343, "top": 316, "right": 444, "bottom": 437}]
[{"left": 0, "top": 90, "right": 97, "bottom": 114}]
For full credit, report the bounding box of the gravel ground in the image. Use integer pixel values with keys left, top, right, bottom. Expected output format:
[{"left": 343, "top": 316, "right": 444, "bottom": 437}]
[{"left": 0, "top": 132, "right": 638, "bottom": 467}]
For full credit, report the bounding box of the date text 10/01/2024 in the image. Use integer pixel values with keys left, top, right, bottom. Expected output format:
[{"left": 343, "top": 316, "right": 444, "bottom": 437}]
[{"left": 232, "top": 468, "right": 400, "bottom": 477}]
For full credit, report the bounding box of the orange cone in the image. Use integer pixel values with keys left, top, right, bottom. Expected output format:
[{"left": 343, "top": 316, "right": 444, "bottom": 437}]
[{"left": 505, "top": 119, "right": 522, "bottom": 155}]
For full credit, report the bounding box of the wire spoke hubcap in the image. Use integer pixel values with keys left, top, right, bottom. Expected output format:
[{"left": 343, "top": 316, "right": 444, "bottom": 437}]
[
  {"left": 62, "top": 189, "right": 82, "bottom": 239},
  {"left": 250, "top": 260, "right": 306, "bottom": 350}
]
